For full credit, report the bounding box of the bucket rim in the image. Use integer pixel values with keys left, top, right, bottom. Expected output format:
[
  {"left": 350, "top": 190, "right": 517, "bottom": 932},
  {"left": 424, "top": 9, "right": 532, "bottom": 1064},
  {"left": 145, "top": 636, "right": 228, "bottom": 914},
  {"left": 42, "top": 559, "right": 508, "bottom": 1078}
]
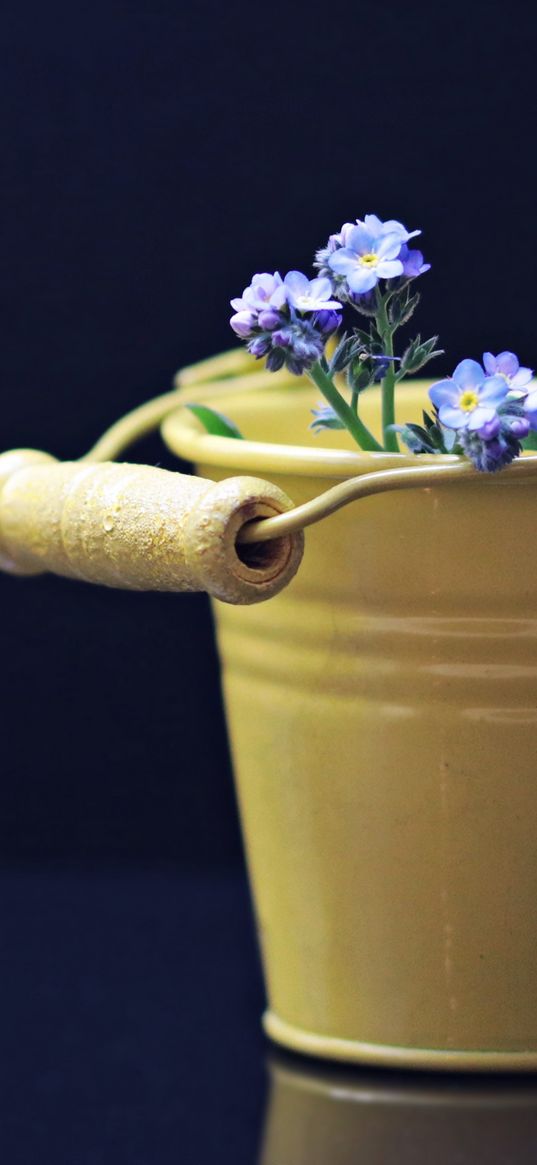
[{"left": 163, "top": 373, "right": 537, "bottom": 483}]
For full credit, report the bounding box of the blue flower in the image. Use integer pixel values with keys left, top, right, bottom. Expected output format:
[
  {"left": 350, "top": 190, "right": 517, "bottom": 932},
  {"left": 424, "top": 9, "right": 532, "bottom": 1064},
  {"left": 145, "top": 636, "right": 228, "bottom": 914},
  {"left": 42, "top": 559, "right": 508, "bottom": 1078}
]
[
  {"left": 429, "top": 359, "right": 509, "bottom": 434},
  {"left": 282, "top": 271, "right": 342, "bottom": 314},
  {"left": 315, "top": 215, "right": 422, "bottom": 282},
  {"left": 328, "top": 225, "right": 404, "bottom": 294},
  {"left": 482, "top": 351, "right": 533, "bottom": 391},
  {"left": 230, "top": 272, "right": 287, "bottom": 340},
  {"left": 230, "top": 272, "right": 286, "bottom": 316},
  {"left": 398, "top": 243, "right": 431, "bottom": 280},
  {"left": 230, "top": 267, "right": 340, "bottom": 376}
]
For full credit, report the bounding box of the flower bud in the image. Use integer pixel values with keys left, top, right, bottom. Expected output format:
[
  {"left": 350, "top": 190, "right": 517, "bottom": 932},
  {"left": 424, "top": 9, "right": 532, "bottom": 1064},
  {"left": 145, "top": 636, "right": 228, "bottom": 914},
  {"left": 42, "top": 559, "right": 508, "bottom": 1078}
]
[
  {"left": 507, "top": 415, "right": 530, "bottom": 438},
  {"left": 266, "top": 349, "right": 286, "bottom": 372},
  {"left": 248, "top": 335, "right": 271, "bottom": 358},
  {"left": 258, "top": 309, "right": 281, "bottom": 330},
  {"left": 315, "top": 310, "right": 340, "bottom": 335},
  {"left": 271, "top": 328, "right": 292, "bottom": 349},
  {"left": 477, "top": 415, "right": 501, "bottom": 440},
  {"left": 230, "top": 310, "right": 256, "bottom": 338}
]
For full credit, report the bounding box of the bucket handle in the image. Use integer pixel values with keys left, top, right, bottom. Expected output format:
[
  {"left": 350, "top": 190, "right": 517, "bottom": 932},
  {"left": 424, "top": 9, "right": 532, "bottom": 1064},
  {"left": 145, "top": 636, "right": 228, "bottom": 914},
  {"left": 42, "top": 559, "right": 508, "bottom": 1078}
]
[
  {"left": 79, "top": 350, "right": 537, "bottom": 547},
  {"left": 2, "top": 351, "right": 537, "bottom": 603}
]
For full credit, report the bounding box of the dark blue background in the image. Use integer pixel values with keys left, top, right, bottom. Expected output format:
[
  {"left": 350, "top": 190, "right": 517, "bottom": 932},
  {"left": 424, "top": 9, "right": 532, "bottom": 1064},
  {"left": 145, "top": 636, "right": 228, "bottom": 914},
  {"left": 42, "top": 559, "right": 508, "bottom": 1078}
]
[{"left": 1, "top": 3, "right": 537, "bottom": 1159}]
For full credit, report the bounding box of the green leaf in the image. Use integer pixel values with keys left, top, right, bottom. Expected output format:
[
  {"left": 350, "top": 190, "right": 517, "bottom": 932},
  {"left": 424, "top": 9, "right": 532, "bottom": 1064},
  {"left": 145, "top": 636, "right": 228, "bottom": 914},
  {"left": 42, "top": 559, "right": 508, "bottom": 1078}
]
[
  {"left": 522, "top": 431, "right": 537, "bottom": 451},
  {"left": 187, "top": 404, "right": 245, "bottom": 439},
  {"left": 400, "top": 335, "right": 443, "bottom": 375},
  {"left": 389, "top": 288, "right": 420, "bottom": 329},
  {"left": 310, "top": 411, "right": 346, "bottom": 433}
]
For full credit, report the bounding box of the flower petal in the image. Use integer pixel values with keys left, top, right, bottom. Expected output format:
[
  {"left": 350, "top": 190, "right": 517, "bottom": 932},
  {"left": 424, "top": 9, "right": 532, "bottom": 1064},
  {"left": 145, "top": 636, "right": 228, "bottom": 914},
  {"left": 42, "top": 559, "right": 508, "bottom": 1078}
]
[
  {"left": 495, "top": 351, "right": 519, "bottom": 377},
  {"left": 338, "top": 223, "right": 356, "bottom": 246},
  {"left": 363, "top": 214, "right": 383, "bottom": 235},
  {"left": 482, "top": 352, "right": 496, "bottom": 375},
  {"left": 252, "top": 272, "right": 281, "bottom": 292},
  {"left": 346, "top": 225, "right": 376, "bottom": 254},
  {"left": 376, "top": 233, "right": 404, "bottom": 260},
  {"left": 308, "top": 276, "right": 334, "bottom": 300},
  {"left": 479, "top": 374, "right": 510, "bottom": 404},
  {"left": 429, "top": 380, "right": 457, "bottom": 408},
  {"left": 346, "top": 267, "right": 378, "bottom": 294},
  {"left": 512, "top": 367, "right": 534, "bottom": 388},
  {"left": 283, "top": 270, "right": 309, "bottom": 295},
  {"left": 328, "top": 249, "right": 358, "bottom": 275},
  {"left": 382, "top": 220, "right": 420, "bottom": 239},
  {"left": 438, "top": 404, "right": 466, "bottom": 429},
  {"left": 467, "top": 406, "right": 496, "bottom": 431},
  {"left": 377, "top": 259, "right": 404, "bottom": 279},
  {"left": 270, "top": 284, "right": 288, "bottom": 309},
  {"left": 452, "top": 359, "right": 485, "bottom": 389},
  {"left": 363, "top": 215, "right": 421, "bottom": 242}
]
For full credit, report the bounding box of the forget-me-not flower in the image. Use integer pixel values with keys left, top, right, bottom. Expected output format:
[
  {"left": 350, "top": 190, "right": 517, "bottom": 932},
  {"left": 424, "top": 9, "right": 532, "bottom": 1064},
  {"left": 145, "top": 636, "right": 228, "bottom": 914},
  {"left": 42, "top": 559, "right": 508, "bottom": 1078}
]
[
  {"left": 482, "top": 351, "right": 533, "bottom": 391},
  {"left": 398, "top": 243, "right": 431, "bottom": 280},
  {"left": 230, "top": 272, "right": 286, "bottom": 314},
  {"left": 429, "top": 359, "right": 509, "bottom": 434},
  {"left": 315, "top": 215, "right": 421, "bottom": 280},
  {"left": 230, "top": 272, "right": 287, "bottom": 335},
  {"left": 229, "top": 269, "right": 336, "bottom": 375},
  {"left": 328, "top": 225, "right": 404, "bottom": 294},
  {"left": 281, "top": 271, "right": 342, "bottom": 314}
]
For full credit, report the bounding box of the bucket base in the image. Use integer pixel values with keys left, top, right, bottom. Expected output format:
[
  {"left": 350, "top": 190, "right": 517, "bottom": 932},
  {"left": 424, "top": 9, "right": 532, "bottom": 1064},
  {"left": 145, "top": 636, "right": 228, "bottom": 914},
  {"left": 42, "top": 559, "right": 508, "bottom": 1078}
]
[{"left": 263, "top": 1011, "right": 537, "bottom": 1074}]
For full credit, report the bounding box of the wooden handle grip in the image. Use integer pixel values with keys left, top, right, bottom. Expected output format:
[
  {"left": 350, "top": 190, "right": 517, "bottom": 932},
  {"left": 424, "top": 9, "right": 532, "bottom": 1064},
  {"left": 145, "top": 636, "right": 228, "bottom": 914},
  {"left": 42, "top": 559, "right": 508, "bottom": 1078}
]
[{"left": 0, "top": 450, "right": 304, "bottom": 604}]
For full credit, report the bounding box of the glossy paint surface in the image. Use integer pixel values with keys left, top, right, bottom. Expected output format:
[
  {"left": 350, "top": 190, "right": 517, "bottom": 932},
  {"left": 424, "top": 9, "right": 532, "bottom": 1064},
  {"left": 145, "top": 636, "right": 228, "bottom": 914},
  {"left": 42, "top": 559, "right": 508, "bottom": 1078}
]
[{"left": 167, "top": 378, "right": 537, "bottom": 1069}]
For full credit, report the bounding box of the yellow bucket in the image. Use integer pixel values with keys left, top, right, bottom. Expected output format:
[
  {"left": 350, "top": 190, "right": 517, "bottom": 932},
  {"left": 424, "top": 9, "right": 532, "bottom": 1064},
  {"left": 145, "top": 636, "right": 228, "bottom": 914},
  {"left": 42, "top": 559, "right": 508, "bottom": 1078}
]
[{"left": 165, "top": 364, "right": 537, "bottom": 1072}]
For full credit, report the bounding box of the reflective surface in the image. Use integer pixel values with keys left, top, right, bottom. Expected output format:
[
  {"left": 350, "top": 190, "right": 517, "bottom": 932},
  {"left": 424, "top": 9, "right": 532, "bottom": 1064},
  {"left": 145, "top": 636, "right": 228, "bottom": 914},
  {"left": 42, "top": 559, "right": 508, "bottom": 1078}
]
[
  {"left": 2, "top": 868, "right": 537, "bottom": 1163},
  {"left": 262, "top": 1053, "right": 537, "bottom": 1164}
]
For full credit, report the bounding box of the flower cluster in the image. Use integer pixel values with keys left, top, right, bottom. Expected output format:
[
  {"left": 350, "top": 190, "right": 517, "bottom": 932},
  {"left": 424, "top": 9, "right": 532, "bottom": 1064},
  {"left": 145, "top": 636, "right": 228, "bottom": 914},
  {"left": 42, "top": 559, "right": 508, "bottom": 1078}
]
[
  {"left": 230, "top": 270, "right": 341, "bottom": 375},
  {"left": 426, "top": 353, "right": 535, "bottom": 471},
  {"left": 220, "top": 213, "right": 536, "bottom": 473},
  {"left": 315, "top": 214, "right": 430, "bottom": 298}
]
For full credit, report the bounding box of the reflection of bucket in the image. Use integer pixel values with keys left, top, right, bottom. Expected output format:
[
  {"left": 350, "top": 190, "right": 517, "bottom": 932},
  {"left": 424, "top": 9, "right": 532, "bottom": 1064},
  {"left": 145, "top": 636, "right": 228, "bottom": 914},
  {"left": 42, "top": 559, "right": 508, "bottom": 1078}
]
[
  {"left": 259, "top": 1053, "right": 537, "bottom": 1164},
  {"left": 167, "top": 372, "right": 537, "bottom": 1071}
]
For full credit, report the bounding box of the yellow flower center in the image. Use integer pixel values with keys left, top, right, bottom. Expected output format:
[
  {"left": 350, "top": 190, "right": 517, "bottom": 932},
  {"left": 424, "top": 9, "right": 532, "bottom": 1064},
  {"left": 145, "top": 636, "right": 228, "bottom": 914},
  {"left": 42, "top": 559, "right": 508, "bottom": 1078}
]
[
  {"left": 458, "top": 390, "right": 479, "bottom": 412},
  {"left": 360, "top": 252, "right": 379, "bottom": 267}
]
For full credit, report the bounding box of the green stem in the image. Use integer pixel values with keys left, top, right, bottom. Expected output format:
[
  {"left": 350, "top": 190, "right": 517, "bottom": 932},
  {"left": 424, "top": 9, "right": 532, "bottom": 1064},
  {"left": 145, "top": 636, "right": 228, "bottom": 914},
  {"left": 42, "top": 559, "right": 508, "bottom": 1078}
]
[
  {"left": 376, "top": 294, "right": 399, "bottom": 453},
  {"left": 309, "top": 361, "right": 383, "bottom": 453}
]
